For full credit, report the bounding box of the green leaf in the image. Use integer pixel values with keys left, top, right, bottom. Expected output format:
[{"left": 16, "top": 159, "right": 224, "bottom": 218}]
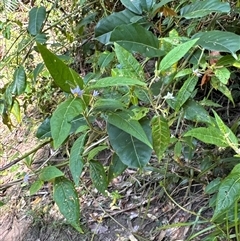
[
  {"left": 205, "top": 177, "right": 221, "bottom": 195},
  {"left": 87, "top": 145, "right": 108, "bottom": 161},
  {"left": 108, "top": 153, "right": 127, "bottom": 183},
  {"left": 140, "top": 0, "right": 155, "bottom": 11},
  {"left": 184, "top": 99, "right": 213, "bottom": 124},
  {"left": 95, "top": 9, "right": 136, "bottom": 44},
  {"left": 114, "top": 43, "right": 145, "bottom": 80},
  {"left": 11, "top": 99, "right": 21, "bottom": 123},
  {"left": 214, "top": 67, "right": 230, "bottom": 85},
  {"left": 180, "top": 0, "right": 230, "bottom": 19},
  {"left": 53, "top": 177, "right": 83, "bottom": 233},
  {"left": 98, "top": 51, "right": 115, "bottom": 69},
  {"left": 213, "top": 173, "right": 240, "bottom": 220},
  {"left": 93, "top": 99, "right": 125, "bottom": 112},
  {"left": 107, "top": 111, "right": 152, "bottom": 148},
  {"left": 28, "top": 6, "right": 46, "bottom": 35},
  {"left": 29, "top": 180, "right": 44, "bottom": 195},
  {"left": 107, "top": 120, "right": 152, "bottom": 168},
  {"left": 9, "top": 65, "right": 26, "bottom": 95},
  {"left": 50, "top": 98, "right": 85, "bottom": 148},
  {"left": 193, "top": 31, "right": 240, "bottom": 58},
  {"left": 174, "top": 76, "right": 198, "bottom": 111},
  {"left": 86, "top": 77, "right": 146, "bottom": 90},
  {"left": 110, "top": 23, "right": 165, "bottom": 58},
  {"left": 121, "top": 0, "right": 142, "bottom": 14},
  {"left": 213, "top": 110, "right": 238, "bottom": 150},
  {"left": 184, "top": 127, "right": 228, "bottom": 147},
  {"left": 151, "top": 116, "right": 170, "bottom": 160},
  {"left": 36, "top": 117, "right": 51, "bottom": 139},
  {"left": 37, "top": 43, "right": 84, "bottom": 92},
  {"left": 69, "top": 134, "right": 87, "bottom": 186},
  {"left": 89, "top": 160, "right": 108, "bottom": 194},
  {"left": 39, "top": 166, "right": 64, "bottom": 181},
  {"left": 159, "top": 39, "right": 199, "bottom": 72}
]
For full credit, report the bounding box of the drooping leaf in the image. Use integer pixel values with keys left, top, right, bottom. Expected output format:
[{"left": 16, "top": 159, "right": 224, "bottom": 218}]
[
  {"left": 159, "top": 38, "right": 199, "bottom": 72},
  {"left": 50, "top": 98, "right": 85, "bottom": 148},
  {"left": 151, "top": 116, "right": 170, "bottom": 160},
  {"left": 89, "top": 160, "right": 108, "bottom": 194},
  {"left": 37, "top": 43, "right": 84, "bottom": 92},
  {"left": 192, "top": 31, "right": 240, "bottom": 58},
  {"left": 98, "top": 51, "right": 115, "bottom": 69},
  {"left": 39, "top": 166, "right": 64, "bottom": 181},
  {"left": 86, "top": 77, "right": 146, "bottom": 90},
  {"left": 205, "top": 177, "right": 221, "bottom": 195},
  {"left": 53, "top": 177, "right": 83, "bottom": 233},
  {"left": 114, "top": 43, "right": 145, "bottom": 80},
  {"left": 87, "top": 145, "right": 108, "bottom": 161},
  {"left": 121, "top": 0, "right": 142, "bottom": 14},
  {"left": 29, "top": 180, "right": 44, "bottom": 195},
  {"left": 107, "top": 119, "right": 152, "bottom": 168},
  {"left": 69, "top": 134, "right": 87, "bottom": 186},
  {"left": 95, "top": 9, "right": 136, "bottom": 44},
  {"left": 108, "top": 153, "right": 127, "bottom": 183},
  {"left": 213, "top": 171, "right": 240, "bottom": 220},
  {"left": 11, "top": 99, "right": 21, "bottom": 123},
  {"left": 9, "top": 65, "right": 26, "bottom": 95},
  {"left": 184, "top": 127, "right": 228, "bottom": 147},
  {"left": 183, "top": 99, "right": 213, "bottom": 124},
  {"left": 107, "top": 111, "right": 152, "bottom": 148},
  {"left": 174, "top": 76, "right": 198, "bottom": 111},
  {"left": 180, "top": 0, "right": 230, "bottom": 19},
  {"left": 28, "top": 6, "right": 46, "bottom": 35},
  {"left": 110, "top": 23, "right": 165, "bottom": 58},
  {"left": 36, "top": 117, "right": 51, "bottom": 139},
  {"left": 33, "top": 63, "right": 44, "bottom": 83}
]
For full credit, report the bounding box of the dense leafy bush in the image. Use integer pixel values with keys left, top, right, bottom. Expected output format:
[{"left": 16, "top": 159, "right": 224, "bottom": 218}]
[{"left": 1, "top": 0, "right": 240, "bottom": 239}]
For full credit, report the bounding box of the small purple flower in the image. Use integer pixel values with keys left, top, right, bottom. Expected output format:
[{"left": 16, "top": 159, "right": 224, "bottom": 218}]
[
  {"left": 23, "top": 174, "right": 29, "bottom": 183},
  {"left": 92, "top": 90, "right": 99, "bottom": 97},
  {"left": 71, "top": 86, "right": 84, "bottom": 97}
]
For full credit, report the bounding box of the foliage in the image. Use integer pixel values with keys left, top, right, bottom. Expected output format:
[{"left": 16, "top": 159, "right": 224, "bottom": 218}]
[{"left": 1, "top": 0, "right": 240, "bottom": 239}]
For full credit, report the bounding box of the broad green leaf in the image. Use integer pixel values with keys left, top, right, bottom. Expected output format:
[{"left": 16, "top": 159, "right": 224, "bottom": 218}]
[
  {"left": 37, "top": 43, "right": 84, "bottom": 92},
  {"left": 39, "top": 166, "right": 64, "bottom": 181},
  {"left": 11, "top": 99, "right": 21, "bottom": 123},
  {"left": 121, "top": 0, "right": 142, "bottom": 14},
  {"left": 174, "top": 76, "right": 198, "bottom": 111},
  {"left": 69, "top": 134, "right": 87, "bottom": 186},
  {"left": 28, "top": 6, "right": 46, "bottom": 35},
  {"left": 184, "top": 99, "right": 213, "bottom": 124},
  {"left": 180, "top": 0, "right": 230, "bottom": 19},
  {"left": 98, "top": 51, "right": 115, "bottom": 69},
  {"left": 108, "top": 153, "right": 127, "bottom": 183},
  {"left": 95, "top": 9, "right": 136, "bottom": 44},
  {"left": 36, "top": 117, "right": 51, "bottom": 139},
  {"left": 205, "top": 177, "right": 221, "bottom": 195},
  {"left": 140, "top": 0, "right": 155, "bottom": 11},
  {"left": 93, "top": 99, "right": 125, "bottom": 112},
  {"left": 33, "top": 63, "right": 44, "bottom": 83},
  {"left": 213, "top": 173, "right": 240, "bottom": 220},
  {"left": 50, "top": 98, "right": 85, "bottom": 148},
  {"left": 89, "top": 160, "right": 108, "bottom": 194},
  {"left": 70, "top": 115, "right": 89, "bottom": 134},
  {"left": 107, "top": 120, "right": 152, "bottom": 168},
  {"left": 30, "top": 180, "right": 44, "bottom": 195},
  {"left": 53, "top": 177, "right": 83, "bottom": 233},
  {"left": 9, "top": 65, "right": 26, "bottom": 95},
  {"left": 87, "top": 145, "right": 108, "bottom": 161},
  {"left": 193, "top": 31, "right": 240, "bottom": 58},
  {"left": 110, "top": 23, "right": 165, "bottom": 58},
  {"left": 214, "top": 67, "right": 230, "bottom": 85},
  {"left": 213, "top": 110, "right": 238, "bottom": 150},
  {"left": 151, "top": 116, "right": 170, "bottom": 160},
  {"left": 184, "top": 127, "right": 228, "bottom": 147},
  {"left": 107, "top": 111, "right": 152, "bottom": 148},
  {"left": 131, "top": 106, "right": 149, "bottom": 120},
  {"left": 86, "top": 77, "right": 146, "bottom": 90},
  {"left": 114, "top": 43, "right": 145, "bottom": 80},
  {"left": 210, "top": 77, "right": 234, "bottom": 103},
  {"left": 159, "top": 39, "right": 199, "bottom": 72}
]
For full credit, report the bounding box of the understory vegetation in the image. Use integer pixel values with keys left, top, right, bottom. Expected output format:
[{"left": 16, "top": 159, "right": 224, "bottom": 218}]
[{"left": 1, "top": 0, "right": 240, "bottom": 240}]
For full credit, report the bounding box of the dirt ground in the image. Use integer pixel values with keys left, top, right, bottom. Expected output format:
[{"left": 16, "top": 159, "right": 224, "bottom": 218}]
[{"left": 0, "top": 115, "right": 211, "bottom": 241}]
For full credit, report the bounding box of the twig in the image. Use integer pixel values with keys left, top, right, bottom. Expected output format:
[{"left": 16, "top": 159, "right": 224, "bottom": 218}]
[{"left": 0, "top": 140, "right": 51, "bottom": 172}]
